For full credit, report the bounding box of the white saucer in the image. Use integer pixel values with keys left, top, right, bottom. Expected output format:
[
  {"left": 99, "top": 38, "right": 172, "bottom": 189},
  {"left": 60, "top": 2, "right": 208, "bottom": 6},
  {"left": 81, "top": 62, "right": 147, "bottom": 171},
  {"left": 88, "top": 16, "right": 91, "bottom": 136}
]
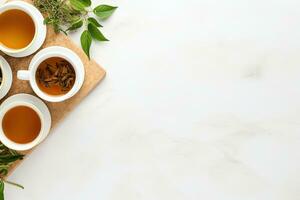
[
  {"left": 0, "top": 93, "right": 52, "bottom": 151},
  {"left": 0, "top": 56, "right": 12, "bottom": 100},
  {"left": 0, "top": 93, "right": 52, "bottom": 140},
  {"left": 4, "top": 2, "right": 47, "bottom": 57}
]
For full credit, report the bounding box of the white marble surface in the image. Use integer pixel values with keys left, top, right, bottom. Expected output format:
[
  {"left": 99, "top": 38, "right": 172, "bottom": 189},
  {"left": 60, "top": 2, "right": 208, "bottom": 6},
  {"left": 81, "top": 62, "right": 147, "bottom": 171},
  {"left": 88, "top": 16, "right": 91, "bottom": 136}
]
[{"left": 5, "top": 0, "right": 300, "bottom": 199}]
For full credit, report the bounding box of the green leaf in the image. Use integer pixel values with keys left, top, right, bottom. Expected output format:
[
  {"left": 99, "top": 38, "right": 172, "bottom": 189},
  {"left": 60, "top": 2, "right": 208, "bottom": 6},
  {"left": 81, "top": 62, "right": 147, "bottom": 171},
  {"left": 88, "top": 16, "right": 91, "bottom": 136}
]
[
  {"left": 0, "top": 181, "right": 4, "bottom": 200},
  {"left": 70, "top": 0, "right": 91, "bottom": 11},
  {"left": 93, "top": 5, "right": 117, "bottom": 20},
  {"left": 81, "top": 30, "right": 92, "bottom": 59},
  {"left": 67, "top": 20, "right": 83, "bottom": 31},
  {"left": 0, "top": 155, "right": 23, "bottom": 164},
  {"left": 88, "top": 17, "right": 102, "bottom": 27},
  {"left": 88, "top": 24, "right": 109, "bottom": 41}
]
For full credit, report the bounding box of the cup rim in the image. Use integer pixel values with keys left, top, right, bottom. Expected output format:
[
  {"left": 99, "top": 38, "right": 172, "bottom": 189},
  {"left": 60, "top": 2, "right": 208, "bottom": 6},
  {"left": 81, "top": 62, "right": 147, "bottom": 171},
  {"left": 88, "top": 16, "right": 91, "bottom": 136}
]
[
  {"left": 27, "top": 46, "right": 85, "bottom": 102},
  {"left": 0, "top": 102, "right": 45, "bottom": 150},
  {"left": 0, "top": 56, "right": 12, "bottom": 100},
  {"left": 0, "top": 1, "right": 38, "bottom": 53},
  {"left": 0, "top": 93, "right": 51, "bottom": 151}
]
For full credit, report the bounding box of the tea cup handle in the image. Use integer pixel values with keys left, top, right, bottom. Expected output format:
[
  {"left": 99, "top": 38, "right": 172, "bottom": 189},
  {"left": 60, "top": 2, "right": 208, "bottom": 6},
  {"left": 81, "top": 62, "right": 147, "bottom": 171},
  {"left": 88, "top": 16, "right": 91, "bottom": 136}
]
[{"left": 17, "top": 70, "right": 30, "bottom": 81}]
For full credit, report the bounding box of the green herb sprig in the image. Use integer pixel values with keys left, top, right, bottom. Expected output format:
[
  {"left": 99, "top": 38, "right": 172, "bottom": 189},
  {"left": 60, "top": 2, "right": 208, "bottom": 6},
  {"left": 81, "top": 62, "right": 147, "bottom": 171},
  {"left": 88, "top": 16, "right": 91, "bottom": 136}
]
[
  {"left": 33, "top": 0, "right": 117, "bottom": 59},
  {"left": 0, "top": 144, "right": 24, "bottom": 200}
]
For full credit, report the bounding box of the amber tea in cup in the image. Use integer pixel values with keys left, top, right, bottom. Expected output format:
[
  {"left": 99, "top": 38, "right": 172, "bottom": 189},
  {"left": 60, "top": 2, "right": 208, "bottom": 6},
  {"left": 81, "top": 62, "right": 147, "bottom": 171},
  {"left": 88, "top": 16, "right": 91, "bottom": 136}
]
[
  {"left": 2, "top": 106, "right": 41, "bottom": 144},
  {"left": 36, "top": 57, "right": 76, "bottom": 96},
  {"left": 0, "top": 9, "right": 35, "bottom": 50}
]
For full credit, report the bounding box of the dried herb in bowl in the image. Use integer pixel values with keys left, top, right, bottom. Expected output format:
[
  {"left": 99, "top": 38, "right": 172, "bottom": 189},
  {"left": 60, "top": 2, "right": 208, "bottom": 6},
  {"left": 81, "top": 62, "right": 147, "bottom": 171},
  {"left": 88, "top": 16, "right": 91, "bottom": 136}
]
[
  {"left": 33, "top": 0, "right": 118, "bottom": 59},
  {"left": 36, "top": 57, "right": 76, "bottom": 95}
]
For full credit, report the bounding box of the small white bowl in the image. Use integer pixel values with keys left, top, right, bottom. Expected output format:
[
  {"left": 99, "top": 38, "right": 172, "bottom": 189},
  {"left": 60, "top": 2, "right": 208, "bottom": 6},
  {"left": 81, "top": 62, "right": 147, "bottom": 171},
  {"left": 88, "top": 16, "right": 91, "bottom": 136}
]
[
  {"left": 0, "top": 1, "right": 47, "bottom": 57},
  {"left": 0, "top": 94, "right": 51, "bottom": 151},
  {"left": 0, "top": 56, "right": 12, "bottom": 100},
  {"left": 17, "top": 46, "right": 85, "bottom": 102}
]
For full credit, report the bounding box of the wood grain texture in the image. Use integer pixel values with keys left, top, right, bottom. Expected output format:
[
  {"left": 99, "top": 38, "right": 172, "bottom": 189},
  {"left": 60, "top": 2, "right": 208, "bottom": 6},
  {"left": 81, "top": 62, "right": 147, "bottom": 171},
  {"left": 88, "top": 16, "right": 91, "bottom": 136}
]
[{"left": 1, "top": 0, "right": 106, "bottom": 177}]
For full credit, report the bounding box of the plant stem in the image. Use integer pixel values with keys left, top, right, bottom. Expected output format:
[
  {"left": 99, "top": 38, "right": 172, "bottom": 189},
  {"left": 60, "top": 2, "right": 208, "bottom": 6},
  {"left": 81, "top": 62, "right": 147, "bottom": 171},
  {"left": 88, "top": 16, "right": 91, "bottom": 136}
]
[{"left": 2, "top": 180, "right": 24, "bottom": 189}]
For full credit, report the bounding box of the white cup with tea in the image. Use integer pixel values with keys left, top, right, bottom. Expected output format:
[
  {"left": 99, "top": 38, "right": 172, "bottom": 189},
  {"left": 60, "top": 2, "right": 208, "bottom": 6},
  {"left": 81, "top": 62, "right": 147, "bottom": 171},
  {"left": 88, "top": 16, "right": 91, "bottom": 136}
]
[
  {"left": 0, "top": 1, "right": 46, "bottom": 57},
  {"left": 0, "top": 94, "right": 51, "bottom": 151},
  {"left": 0, "top": 56, "right": 12, "bottom": 100},
  {"left": 17, "top": 46, "right": 85, "bottom": 102}
]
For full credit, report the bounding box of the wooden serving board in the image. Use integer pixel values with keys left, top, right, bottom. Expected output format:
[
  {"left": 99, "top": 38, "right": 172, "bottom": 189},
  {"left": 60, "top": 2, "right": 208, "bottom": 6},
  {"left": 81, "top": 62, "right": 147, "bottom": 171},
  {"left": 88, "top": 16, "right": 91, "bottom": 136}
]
[{"left": 0, "top": 0, "right": 106, "bottom": 177}]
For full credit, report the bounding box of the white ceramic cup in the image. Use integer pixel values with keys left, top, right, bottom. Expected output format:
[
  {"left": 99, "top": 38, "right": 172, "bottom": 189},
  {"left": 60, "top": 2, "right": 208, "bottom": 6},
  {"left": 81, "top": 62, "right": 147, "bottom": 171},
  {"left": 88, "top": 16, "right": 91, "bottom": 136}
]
[
  {"left": 0, "top": 56, "right": 12, "bottom": 100},
  {"left": 0, "top": 94, "right": 51, "bottom": 151},
  {"left": 17, "top": 46, "right": 85, "bottom": 102},
  {"left": 0, "top": 1, "right": 46, "bottom": 55}
]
